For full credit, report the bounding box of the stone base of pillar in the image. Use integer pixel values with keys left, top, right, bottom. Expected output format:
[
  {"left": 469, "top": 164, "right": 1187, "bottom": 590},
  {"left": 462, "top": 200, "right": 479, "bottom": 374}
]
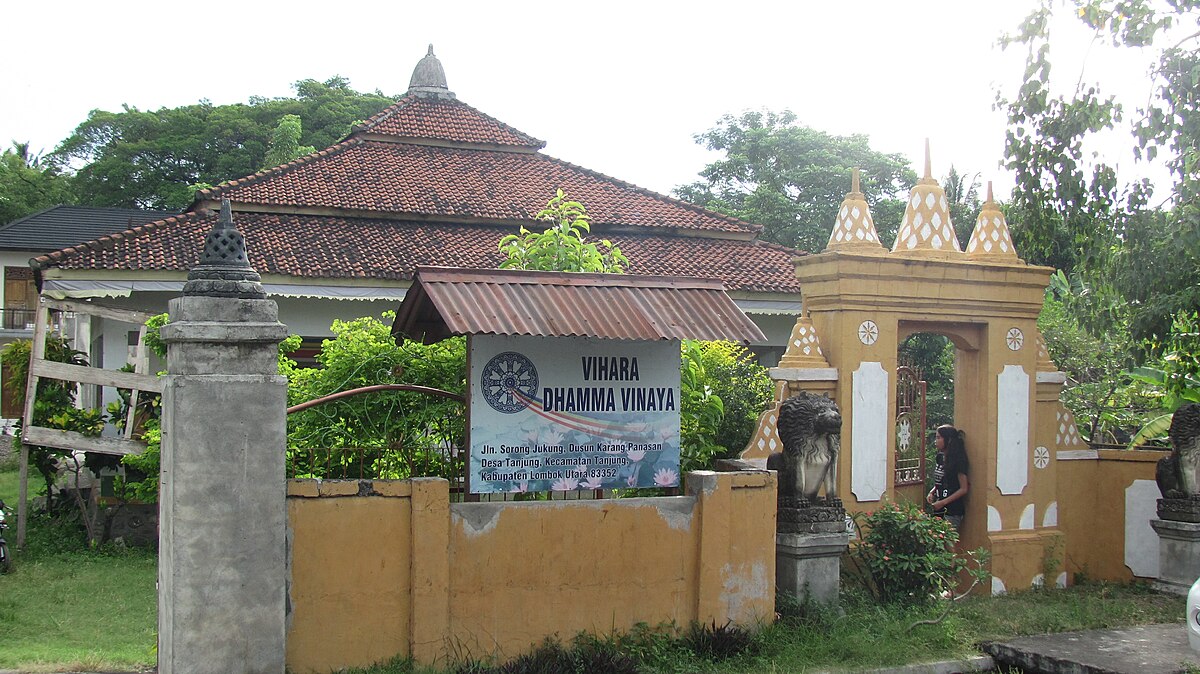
[
  {"left": 1151, "top": 518, "right": 1200, "bottom": 595},
  {"left": 776, "top": 524, "right": 849, "bottom": 605}
]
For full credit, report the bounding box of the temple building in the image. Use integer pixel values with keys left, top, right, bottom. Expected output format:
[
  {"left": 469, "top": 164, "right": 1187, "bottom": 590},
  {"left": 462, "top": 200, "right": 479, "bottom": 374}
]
[{"left": 30, "top": 46, "right": 804, "bottom": 370}]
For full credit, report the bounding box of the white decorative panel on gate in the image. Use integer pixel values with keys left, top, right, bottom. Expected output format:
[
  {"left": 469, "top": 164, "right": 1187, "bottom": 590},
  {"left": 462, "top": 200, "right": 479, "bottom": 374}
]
[
  {"left": 996, "top": 365, "right": 1030, "bottom": 495},
  {"left": 852, "top": 362, "right": 889, "bottom": 502},
  {"left": 1125, "top": 479, "right": 1160, "bottom": 579}
]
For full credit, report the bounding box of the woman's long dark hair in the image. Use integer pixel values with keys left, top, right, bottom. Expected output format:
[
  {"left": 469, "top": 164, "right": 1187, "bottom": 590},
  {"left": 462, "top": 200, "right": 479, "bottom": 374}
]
[{"left": 936, "top": 424, "right": 965, "bottom": 456}]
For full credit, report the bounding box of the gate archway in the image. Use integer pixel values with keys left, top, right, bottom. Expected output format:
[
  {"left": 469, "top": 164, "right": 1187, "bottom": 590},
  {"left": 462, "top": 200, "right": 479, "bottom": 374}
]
[{"left": 745, "top": 155, "right": 1076, "bottom": 594}]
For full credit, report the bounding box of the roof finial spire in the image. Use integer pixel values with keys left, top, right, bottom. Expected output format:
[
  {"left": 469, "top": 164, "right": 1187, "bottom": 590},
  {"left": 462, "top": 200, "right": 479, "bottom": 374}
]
[
  {"left": 218, "top": 198, "right": 233, "bottom": 230},
  {"left": 924, "top": 138, "right": 932, "bottom": 180},
  {"left": 408, "top": 44, "right": 455, "bottom": 99},
  {"left": 851, "top": 167, "right": 861, "bottom": 195},
  {"left": 986, "top": 180, "right": 995, "bottom": 204}
]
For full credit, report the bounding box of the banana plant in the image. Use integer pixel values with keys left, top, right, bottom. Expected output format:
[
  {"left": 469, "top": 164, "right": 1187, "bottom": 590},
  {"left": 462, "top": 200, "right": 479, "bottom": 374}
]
[{"left": 1126, "top": 364, "right": 1200, "bottom": 447}]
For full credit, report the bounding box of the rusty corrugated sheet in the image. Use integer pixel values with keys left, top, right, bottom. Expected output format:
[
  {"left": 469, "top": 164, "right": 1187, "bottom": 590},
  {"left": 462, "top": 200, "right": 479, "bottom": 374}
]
[{"left": 392, "top": 267, "right": 768, "bottom": 344}]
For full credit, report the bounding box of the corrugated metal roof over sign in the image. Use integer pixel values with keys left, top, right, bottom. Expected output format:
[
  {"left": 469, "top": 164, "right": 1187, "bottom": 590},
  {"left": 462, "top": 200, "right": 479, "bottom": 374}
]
[{"left": 392, "top": 266, "right": 768, "bottom": 344}]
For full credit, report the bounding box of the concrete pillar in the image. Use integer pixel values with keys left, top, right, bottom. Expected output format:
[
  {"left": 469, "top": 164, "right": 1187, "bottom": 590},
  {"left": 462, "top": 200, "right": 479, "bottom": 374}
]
[
  {"left": 409, "top": 477, "right": 451, "bottom": 664},
  {"left": 1151, "top": 518, "right": 1200, "bottom": 595},
  {"left": 158, "top": 201, "right": 289, "bottom": 674}
]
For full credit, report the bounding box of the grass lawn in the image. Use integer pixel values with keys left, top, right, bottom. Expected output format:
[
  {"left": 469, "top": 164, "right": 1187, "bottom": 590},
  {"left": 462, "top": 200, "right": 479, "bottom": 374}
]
[
  {"left": 0, "top": 462, "right": 1186, "bottom": 672},
  {"left": 0, "top": 461, "right": 157, "bottom": 672}
]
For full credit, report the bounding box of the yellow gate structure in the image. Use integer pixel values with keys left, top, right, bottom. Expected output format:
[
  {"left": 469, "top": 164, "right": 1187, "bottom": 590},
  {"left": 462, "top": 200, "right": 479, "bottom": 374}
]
[{"left": 742, "top": 151, "right": 1116, "bottom": 593}]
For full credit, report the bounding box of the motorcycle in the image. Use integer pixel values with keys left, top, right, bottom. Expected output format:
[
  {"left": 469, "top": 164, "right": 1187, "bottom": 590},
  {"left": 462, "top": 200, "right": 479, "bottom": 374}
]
[{"left": 0, "top": 498, "right": 10, "bottom": 573}]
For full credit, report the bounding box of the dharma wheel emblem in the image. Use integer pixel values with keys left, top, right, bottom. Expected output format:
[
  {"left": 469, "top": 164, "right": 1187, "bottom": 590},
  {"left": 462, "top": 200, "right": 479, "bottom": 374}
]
[
  {"left": 1006, "top": 327, "right": 1025, "bottom": 351},
  {"left": 1033, "top": 446, "right": 1050, "bottom": 469},
  {"left": 858, "top": 320, "right": 879, "bottom": 346},
  {"left": 481, "top": 351, "right": 539, "bottom": 414}
]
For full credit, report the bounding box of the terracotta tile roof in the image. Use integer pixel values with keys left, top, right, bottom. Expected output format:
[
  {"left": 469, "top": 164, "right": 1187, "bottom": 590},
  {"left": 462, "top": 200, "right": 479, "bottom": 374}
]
[
  {"left": 199, "top": 140, "right": 757, "bottom": 235},
  {"left": 357, "top": 94, "right": 545, "bottom": 149},
  {"left": 32, "top": 212, "right": 802, "bottom": 294}
]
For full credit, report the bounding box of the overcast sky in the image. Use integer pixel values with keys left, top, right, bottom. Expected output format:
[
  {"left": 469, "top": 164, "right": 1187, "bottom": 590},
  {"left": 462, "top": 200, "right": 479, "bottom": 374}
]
[{"left": 2, "top": 1, "right": 1164, "bottom": 201}]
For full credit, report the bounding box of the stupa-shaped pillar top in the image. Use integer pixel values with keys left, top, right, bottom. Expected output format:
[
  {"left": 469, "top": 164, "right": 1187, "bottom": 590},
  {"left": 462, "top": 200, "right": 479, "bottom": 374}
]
[
  {"left": 825, "top": 168, "right": 885, "bottom": 252},
  {"left": 891, "top": 140, "right": 961, "bottom": 256}
]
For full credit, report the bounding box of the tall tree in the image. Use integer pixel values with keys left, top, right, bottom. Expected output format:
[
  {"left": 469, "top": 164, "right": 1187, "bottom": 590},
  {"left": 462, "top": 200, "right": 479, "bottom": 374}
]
[
  {"left": 943, "top": 165, "right": 983, "bottom": 248},
  {"left": 262, "top": 114, "right": 317, "bottom": 170},
  {"left": 998, "top": 0, "right": 1199, "bottom": 347},
  {"left": 0, "top": 141, "right": 75, "bottom": 223},
  {"left": 675, "top": 110, "right": 917, "bottom": 252},
  {"left": 52, "top": 77, "right": 396, "bottom": 210}
]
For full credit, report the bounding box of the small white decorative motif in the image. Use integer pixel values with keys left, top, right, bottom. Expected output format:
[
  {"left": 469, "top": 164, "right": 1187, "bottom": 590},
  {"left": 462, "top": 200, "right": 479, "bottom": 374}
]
[
  {"left": 1033, "top": 446, "right": 1050, "bottom": 469},
  {"left": 897, "top": 419, "right": 912, "bottom": 452},
  {"left": 988, "top": 505, "right": 1002, "bottom": 532},
  {"left": 858, "top": 320, "right": 879, "bottom": 345},
  {"left": 1006, "top": 327, "right": 1025, "bottom": 351}
]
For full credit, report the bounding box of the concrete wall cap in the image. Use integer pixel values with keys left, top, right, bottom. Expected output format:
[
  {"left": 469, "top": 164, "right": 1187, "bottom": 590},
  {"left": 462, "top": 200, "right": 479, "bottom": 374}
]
[{"left": 769, "top": 367, "right": 839, "bottom": 381}]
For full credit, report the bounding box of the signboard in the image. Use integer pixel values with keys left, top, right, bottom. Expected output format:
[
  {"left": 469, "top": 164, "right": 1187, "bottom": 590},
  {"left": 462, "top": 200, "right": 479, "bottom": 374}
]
[{"left": 469, "top": 334, "right": 681, "bottom": 493}]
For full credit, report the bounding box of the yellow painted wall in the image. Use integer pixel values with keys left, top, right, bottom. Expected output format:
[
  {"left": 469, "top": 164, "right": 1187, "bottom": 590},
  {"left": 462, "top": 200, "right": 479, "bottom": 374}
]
[
  {"left": 1057, "top": 449, "right": 1166, "bottom": 582},
  {"left": 287, "top": 479, "right": 415, "bottom": 670},
  {"left": 286, "top": 470, "right": 776, "bottom": 672}
]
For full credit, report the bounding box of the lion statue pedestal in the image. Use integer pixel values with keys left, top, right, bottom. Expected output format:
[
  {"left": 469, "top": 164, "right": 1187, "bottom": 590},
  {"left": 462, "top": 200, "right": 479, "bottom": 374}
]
[
  {"left": 767, "top": 391, "right": 849, "bottom": 605},
  {"left": 1150, "top": 404, "right": 1200, "bottom": 595}
]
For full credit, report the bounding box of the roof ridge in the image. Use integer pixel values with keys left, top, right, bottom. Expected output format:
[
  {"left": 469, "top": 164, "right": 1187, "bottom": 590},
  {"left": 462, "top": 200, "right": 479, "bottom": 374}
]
[
  {"left": 30, "top": 211, "right": 207, "bottom": 270},
  {"left": 540, "top": 153, "right": 761, "bottom": 235},
  {"left": 194, "top": 138, "right": 364, "bottom": 204}
]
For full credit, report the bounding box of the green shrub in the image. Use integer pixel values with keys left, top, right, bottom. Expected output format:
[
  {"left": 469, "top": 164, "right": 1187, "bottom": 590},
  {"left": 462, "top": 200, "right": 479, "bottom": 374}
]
[
  {"left": 680, "top": 340, "right": 725, "bottom": 471},
  {"left": 286, "top": 314, "right": 466, "bottom": 479},
  {"left": 848, "top": 501, "right": 988, "bottom": 605},
  {"left": 693, "top": 340, "right": 773, "bottom": 457}
]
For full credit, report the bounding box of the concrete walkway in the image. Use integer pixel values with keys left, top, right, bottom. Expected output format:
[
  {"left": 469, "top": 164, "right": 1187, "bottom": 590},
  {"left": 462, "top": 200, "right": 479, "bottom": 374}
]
[{"left": 984, "top": 623, "right": 1198, "bottom": 673}]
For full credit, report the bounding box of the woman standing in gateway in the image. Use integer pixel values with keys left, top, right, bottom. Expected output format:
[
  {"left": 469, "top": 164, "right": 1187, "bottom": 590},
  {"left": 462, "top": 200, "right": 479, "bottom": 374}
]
[{"left": 927, "top": 424, "right": 970, "bottom": 534}]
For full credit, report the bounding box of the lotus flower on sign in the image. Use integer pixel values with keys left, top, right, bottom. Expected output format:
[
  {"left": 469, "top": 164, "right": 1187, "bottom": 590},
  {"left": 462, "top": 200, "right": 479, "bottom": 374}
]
[
  {"left": 653, "top": 467, "right": 679, "bottom": 487},
  {"left": 551, "top": 476, "right": 579, "bottom": 492}
]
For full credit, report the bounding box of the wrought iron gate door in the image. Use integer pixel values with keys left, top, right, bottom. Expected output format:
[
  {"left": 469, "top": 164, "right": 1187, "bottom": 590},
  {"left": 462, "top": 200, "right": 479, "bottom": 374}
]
[{"left": 894, "top": 365, "right": 927, "bottom": 486}]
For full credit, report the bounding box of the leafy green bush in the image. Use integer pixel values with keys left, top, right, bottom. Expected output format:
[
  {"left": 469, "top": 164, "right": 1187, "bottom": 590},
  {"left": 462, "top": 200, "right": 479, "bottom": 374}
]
[
  {"left": 286, "top": 313, "right": 466, "bottom": 479},
  {"left": 848, "top": 501, "right": 988, "bottom": 605},
  {"left": 692, "top": 340, "right": 772, "bottom": 458},
  {"left": 679, "top": 340, "right": 725, "bottom": 471}
]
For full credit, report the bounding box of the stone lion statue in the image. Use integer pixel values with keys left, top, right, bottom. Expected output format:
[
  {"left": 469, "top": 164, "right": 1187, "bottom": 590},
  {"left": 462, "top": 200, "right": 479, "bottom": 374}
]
[
  {"left": 1157, "top": 403, "right": 1200, "bottom": 499},
  {"left": 769, "top": 391, "right": 842, "bottom": 505}
]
